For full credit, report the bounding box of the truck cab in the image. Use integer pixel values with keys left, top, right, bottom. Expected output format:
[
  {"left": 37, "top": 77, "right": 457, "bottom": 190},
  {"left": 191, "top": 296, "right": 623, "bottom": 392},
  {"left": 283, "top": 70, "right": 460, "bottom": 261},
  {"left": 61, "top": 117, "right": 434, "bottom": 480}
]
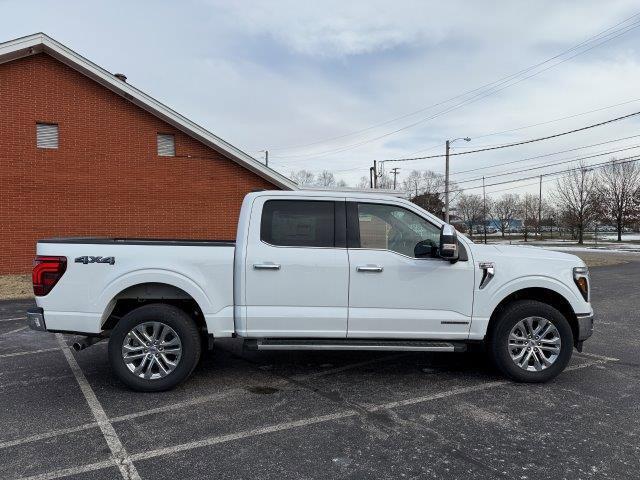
[{"left": 27, "top": 190, "right": 594, "bottom": 391}]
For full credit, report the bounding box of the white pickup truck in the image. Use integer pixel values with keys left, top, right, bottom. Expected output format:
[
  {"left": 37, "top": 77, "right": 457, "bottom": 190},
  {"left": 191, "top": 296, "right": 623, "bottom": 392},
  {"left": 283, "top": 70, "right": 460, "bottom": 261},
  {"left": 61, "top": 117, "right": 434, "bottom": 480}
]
[{"left": 27, "top": 190, "right": 593, "bottom": 391}]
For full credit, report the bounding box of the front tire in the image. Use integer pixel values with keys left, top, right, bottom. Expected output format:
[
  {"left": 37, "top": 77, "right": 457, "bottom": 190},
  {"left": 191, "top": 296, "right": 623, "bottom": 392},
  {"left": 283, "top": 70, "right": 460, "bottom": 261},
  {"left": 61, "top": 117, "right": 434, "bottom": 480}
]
[
  {"left": 489, "top": 300, "right": 573, "bottom": 383},
  {"left": 108, "top": 304, "right": 201, "bottom": 392}
]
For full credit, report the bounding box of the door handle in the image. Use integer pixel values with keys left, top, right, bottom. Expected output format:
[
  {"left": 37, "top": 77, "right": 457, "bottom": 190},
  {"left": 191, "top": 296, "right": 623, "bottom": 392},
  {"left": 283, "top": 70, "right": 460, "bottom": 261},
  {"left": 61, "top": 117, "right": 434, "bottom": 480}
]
[
  {"left": 356, "top": 265, "right": 383, "bottom": 273},
  {"left": 253, "top": 263, "right": 281, "bottom": 270}
]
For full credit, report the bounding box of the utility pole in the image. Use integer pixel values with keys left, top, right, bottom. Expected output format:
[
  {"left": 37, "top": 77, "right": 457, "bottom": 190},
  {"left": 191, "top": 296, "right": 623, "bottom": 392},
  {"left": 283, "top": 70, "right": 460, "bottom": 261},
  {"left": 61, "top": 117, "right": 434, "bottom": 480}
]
[
  {"left": 369, "top": 160, "right": 378, "bottom": 188},
  {"left": 483, "top": 175, "right": 487, "bottom": 245},
  {"left": 538, "top": 174, "right": 542, "bottom": 238},
  {"left": 391, "top": 167, "right": 400, "bottom": 189},
  {"left": 444, "top": 140, "right": 451, "bottom": 223}
]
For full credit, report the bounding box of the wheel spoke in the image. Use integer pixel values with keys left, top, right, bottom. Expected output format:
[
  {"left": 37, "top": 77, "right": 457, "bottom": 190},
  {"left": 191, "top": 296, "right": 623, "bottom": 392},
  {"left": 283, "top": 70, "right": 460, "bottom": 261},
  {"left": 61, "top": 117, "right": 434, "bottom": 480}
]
[
  {"left": 124, "top": 353, "right": 147, "bottom": 363},
  {"left": 122, "top": 322, "right": 182, "bottom": 380},
  {"left": 151, "top": 322, "right": 161, "bottom": 341}
]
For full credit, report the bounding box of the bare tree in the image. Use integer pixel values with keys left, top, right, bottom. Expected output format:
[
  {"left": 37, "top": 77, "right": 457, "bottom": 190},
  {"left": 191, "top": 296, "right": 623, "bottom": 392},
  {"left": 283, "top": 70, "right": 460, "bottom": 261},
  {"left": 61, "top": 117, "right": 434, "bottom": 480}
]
[
  {"left": 316, "top": 170, "right": 336, "bottom": 187},
  {"left": 519, "top": 193, "right": 539, "bottom": 242},
  {"left": 552, "top": 161, "right": 597, "bottom": 244},
  {"left": 456, "top": 193, "right": 484, "bottom": 239},
  {"left": 336, "top": 179, "right": 348, "bottom": 188},
  {"left": 290, "top": 170, "right": 316, "bottom": 187},
  {"left": 356, "top": 176, "right": 370, "bottom": 189},
  {"left": 493, "top": 194, "right": 520, "bottom": 237},
  {"left": 596, "top": 158, "right": 640, "bottom": 241},
  {"left": 402, "top": 169, "right": 449, "bottom": 216}
]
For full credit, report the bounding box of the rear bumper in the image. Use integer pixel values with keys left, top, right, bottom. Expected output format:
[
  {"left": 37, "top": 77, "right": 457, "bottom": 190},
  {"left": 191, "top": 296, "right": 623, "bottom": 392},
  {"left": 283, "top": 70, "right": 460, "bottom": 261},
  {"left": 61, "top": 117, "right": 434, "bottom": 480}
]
[
  {"left": 26, "top": 308, "right": 47, "bottom": 332},
  {"left": 576, "top": 312, "right": 594, "bottom": 341}
]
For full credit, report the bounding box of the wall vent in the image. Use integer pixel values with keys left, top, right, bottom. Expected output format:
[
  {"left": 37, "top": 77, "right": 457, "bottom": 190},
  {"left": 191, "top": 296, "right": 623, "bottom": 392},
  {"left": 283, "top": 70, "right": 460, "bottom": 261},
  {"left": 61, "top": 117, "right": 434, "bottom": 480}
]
[
  {"left": 157, "top": 133, "right": 175, "bottom": 156},
  {"left": 36, "top": 123, "right": 59, "bottom": 149}
]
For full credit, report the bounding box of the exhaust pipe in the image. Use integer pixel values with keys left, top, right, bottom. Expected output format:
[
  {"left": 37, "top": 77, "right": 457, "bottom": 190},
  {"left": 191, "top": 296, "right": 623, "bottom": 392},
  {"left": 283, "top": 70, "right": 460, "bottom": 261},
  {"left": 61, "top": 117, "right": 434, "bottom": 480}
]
[{"left": 72, "top": 335, "right": 104, "bottom": 352}]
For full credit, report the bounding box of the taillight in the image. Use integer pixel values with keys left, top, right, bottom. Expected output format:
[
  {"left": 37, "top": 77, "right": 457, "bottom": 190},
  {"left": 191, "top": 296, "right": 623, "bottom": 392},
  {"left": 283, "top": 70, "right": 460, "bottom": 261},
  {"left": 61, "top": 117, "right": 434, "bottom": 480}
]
[{"left": 32, "top": 256, "right": 67, "bottom": 296}]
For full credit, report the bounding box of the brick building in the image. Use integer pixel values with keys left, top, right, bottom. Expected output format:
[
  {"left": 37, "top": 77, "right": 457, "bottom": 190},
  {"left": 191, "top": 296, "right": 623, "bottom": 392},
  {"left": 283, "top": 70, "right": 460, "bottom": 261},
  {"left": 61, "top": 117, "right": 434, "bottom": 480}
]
[{"left": 0, "top": 33, "right": 296, "bottom": 274}]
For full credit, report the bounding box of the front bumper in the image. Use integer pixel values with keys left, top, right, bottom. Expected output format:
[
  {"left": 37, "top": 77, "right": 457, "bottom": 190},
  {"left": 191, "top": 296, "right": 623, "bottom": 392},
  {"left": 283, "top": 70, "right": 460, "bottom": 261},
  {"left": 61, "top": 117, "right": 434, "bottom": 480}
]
[
  {"left": 576, "top": 312, "right": 594, "bottom": 341},
  {"left": 26, "top": 308, "right": 47, "bottom": 332}
]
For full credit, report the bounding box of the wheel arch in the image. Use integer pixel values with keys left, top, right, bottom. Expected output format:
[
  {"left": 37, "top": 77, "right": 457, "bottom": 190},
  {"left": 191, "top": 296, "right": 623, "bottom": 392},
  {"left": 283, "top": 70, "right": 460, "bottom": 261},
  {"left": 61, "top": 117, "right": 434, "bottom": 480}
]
[
  {"left": 100, "top": 280, "right": 207, "bottom": 335},
  {"left": 486, "top": 287, "right": 579, "bottom": 343}
]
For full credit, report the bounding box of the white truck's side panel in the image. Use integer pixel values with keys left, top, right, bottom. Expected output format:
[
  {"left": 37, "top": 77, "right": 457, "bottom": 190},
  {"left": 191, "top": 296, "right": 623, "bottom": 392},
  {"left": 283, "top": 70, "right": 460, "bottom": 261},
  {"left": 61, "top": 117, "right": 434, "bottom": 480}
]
[{"left": 36, "top": 242, "right": 235, "bottom": 335}]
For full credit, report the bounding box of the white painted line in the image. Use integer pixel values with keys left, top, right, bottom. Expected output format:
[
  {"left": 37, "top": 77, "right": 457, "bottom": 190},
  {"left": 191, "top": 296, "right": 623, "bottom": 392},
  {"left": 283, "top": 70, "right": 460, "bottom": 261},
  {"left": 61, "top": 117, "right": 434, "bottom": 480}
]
[
  {"left": 0, "top": 347, "right": 60, "bottom": 359},
  {"left": 1, "top": 326, "right": 27, "bottom": 336},
  {"left": 577, "top": 351, "right": 620, "bottom": 362},
  {"left": 0, "top": 422, "right": 99, "bottom": 450},
  {"left": 129, "top": 410, "right": 358, "bottom": 463},
  {"left": 15, "top": 459, "right": 116, "bottom": 480},
  {"left": 0, "top": 316, "right": 25, "bottom": 323},
  {"left": 55, "top": 334, "right": 141, "bottom": 480}
]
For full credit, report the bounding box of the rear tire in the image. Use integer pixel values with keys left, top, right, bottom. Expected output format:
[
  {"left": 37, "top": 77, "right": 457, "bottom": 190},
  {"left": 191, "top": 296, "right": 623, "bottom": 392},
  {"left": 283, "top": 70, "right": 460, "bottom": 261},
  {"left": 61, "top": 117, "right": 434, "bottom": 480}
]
[
  {"left": 489, "top": 300, "right": 573, "bottom": 383},
  {"left": 108, "top": 303, "right": 201, "bottom": 392}
]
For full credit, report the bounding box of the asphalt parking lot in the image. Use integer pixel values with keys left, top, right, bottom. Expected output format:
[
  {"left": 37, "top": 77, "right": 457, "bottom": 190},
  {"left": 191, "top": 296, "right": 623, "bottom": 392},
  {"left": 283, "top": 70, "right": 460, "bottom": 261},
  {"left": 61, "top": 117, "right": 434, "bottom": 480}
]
[{"left": 0, "top": 261, "right": 638, "bottom": 480}]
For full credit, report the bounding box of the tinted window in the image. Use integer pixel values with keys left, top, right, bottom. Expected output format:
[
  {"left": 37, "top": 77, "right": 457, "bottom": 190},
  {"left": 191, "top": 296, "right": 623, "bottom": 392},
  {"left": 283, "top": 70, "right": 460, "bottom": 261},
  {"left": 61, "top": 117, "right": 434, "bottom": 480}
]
[
  {"left": 261, "top": 200, "right": 335, "bottom": 247},
  {"left": 357, "top": 203, "right": 440, "bottom": 257}
]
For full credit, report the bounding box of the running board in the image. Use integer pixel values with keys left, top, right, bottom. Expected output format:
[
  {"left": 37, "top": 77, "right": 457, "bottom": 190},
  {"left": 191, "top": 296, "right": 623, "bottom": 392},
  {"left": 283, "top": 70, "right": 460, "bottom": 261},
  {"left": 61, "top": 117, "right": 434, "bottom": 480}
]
[{"left": 246, "top": 339, "right": 466, "bottom": 352}]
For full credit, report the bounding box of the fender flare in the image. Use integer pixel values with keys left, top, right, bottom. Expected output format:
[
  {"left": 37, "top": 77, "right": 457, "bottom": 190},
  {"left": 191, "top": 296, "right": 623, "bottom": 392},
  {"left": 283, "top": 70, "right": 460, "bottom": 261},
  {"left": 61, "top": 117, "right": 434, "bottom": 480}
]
[
  {"left": 485, "top": 275, "right": 582, "bottom": 319},
  {"left": 97, "top": 269, "right": 214, "bottom": 324}
]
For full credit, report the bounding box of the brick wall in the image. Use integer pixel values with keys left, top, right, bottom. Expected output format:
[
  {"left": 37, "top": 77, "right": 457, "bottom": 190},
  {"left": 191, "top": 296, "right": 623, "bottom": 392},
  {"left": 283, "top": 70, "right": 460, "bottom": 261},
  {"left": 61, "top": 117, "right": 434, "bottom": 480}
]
[{"left": 0, "top": 54, "right": 278, "bottom": 274}]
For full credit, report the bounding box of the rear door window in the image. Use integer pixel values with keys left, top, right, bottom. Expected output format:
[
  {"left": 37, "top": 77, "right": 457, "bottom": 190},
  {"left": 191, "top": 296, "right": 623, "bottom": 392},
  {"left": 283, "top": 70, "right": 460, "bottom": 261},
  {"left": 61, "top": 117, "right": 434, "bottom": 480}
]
[{"left": 261, "top": 200, "right": 336, "bottom": 247}]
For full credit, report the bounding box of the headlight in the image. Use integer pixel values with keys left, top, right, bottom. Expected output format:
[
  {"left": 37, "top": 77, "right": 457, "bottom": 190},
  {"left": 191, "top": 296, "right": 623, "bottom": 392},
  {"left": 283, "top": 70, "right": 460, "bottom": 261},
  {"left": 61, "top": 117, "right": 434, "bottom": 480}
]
[{"left": 573, "top": 266, "right": 589, "bottom": 302}]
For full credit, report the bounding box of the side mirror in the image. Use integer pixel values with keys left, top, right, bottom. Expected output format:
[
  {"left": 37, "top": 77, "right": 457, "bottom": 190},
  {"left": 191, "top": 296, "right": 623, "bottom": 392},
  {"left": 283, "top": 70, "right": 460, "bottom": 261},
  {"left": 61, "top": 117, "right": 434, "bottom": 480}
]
[
  {"left": 439, "top": 224, "right": 459, "bottom": 262},
  {"left": 414, "top": 239, "right": 436, "bottom": 258}
]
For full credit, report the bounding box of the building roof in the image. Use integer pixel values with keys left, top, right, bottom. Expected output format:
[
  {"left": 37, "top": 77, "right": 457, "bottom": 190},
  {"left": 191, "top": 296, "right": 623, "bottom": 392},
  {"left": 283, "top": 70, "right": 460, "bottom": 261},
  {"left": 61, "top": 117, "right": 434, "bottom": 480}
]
[{"left": 0, "top": 33, "right": 297, "bottom": 190}]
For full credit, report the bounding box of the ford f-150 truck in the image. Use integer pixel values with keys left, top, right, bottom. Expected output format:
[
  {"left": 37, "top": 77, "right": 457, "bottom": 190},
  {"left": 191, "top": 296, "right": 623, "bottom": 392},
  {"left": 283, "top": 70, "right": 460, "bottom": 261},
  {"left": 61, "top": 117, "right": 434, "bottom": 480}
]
[{"left": 27, "top": 190, "right": 594, "bottom": 391}]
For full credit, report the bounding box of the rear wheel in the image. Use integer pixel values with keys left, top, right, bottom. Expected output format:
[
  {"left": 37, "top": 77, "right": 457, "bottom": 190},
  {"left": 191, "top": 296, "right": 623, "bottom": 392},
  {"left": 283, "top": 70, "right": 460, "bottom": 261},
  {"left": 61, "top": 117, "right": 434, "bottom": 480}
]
[
  {"left": 489, "top": 300, "right": 573, "bottom": 383},
  {"left": 108, "top": 304, "right": 201, "bottom": 391}
]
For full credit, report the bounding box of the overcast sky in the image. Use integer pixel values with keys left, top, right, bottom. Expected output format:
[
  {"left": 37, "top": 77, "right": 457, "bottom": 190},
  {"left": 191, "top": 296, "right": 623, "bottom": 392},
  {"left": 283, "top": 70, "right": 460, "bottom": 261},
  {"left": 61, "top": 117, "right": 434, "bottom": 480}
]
[{"left": 2, "top": 0, "right": 640, "bottom": 196}]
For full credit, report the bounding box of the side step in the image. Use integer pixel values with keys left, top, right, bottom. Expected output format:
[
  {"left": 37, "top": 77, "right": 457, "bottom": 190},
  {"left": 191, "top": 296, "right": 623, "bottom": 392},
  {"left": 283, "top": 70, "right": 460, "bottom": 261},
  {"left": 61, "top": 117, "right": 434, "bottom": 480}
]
[{"left": 246, "top": 338, "right": 466, "bottom": 352}]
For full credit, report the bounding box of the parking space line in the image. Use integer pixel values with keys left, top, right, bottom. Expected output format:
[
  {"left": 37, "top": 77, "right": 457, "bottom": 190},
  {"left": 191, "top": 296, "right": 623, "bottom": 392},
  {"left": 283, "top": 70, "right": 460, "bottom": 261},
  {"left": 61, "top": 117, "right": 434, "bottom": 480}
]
[
  {"left": 0, "top": 348, "right": 60, "bottom": 359},
  {"left": 129, "top": 410, "right": 359, "bottom": 463},
  {"left": 0, "top": 317, "right": 25, "bottom": 323},
  {"left": 15, "top": 459, "right": 116, "bottom": 480},
  {"left": 0, "top": 422, "right": 99, "bottom": 450},
  {"left": 1, "top": 326, "right": 27, "bottom": 336},
  {"left": 55, "top": 334, "right": 141, "bottom": 480},
  {"left": 576, "top": 351, "right": 620, "bottom": 362}
]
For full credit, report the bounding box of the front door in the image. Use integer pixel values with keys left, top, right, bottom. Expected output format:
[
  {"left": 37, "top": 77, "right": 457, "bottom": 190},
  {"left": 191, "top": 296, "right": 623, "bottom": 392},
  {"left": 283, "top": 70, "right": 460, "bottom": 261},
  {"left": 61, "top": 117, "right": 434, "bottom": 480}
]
[
  {"left": 347, "top": 201, "right": 474, "bottom": 339},
  {"left": 244, "top": 198, "right": 349, "bottom": 337}
]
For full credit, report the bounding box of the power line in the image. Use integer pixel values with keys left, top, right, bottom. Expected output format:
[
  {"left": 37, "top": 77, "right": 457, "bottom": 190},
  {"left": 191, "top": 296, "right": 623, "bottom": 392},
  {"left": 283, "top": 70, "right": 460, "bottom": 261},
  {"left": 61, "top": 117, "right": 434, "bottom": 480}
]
[
  {"left": 449, "top": 134, "right": 640, "bottom": 176},
  {"left": 267, "top": 12, "right": 640, "bottom": 155},
  {"left": 406, "top": 97, "right": 640, "bottom": 157},
  {"left": 447, "top": 154, "right": 640, "bottom": 194},
  {"left": 452, "top": 144, "right": 640, "bottom": 186},
  {"left": 380, "top": 110, "right": 640, "bottom": 163}
]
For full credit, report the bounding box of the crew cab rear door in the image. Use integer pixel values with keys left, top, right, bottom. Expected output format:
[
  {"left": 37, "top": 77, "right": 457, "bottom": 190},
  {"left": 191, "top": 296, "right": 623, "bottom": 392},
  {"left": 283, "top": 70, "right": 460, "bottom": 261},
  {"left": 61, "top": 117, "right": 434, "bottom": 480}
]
[
  {"left": 346, "top": 200, "right": 474, "bottom": 339},
  {"left": 242, "top": 196, "right": 349, "bottom": 337}
]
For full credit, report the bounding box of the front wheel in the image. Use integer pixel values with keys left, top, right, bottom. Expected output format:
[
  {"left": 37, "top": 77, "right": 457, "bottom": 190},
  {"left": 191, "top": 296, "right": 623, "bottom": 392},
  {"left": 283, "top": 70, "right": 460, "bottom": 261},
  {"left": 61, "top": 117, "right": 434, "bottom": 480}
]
[
  {"left": 108, "top": 304, "right": 201, "bottom": 392},
  {"left": 489, "top": 300, "right": 573, "bottom": 383}
]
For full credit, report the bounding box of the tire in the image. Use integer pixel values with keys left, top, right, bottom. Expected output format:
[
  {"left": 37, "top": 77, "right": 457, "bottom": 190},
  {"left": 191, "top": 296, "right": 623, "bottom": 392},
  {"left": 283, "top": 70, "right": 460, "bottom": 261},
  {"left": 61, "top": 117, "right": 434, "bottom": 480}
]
[
  {"left": 108, "top": 303, "right": 201, "bottom": 392},
  {"left": 488, "top": 300, "right": 573, "bottom": 383}
]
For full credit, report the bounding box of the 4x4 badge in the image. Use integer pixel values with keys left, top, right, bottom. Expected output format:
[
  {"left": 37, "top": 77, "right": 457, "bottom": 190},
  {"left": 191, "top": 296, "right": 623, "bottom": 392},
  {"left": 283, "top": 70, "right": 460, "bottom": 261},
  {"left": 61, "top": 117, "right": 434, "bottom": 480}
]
[{"left": 75, "top": 256, "right": 115, "bottom": 265}]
